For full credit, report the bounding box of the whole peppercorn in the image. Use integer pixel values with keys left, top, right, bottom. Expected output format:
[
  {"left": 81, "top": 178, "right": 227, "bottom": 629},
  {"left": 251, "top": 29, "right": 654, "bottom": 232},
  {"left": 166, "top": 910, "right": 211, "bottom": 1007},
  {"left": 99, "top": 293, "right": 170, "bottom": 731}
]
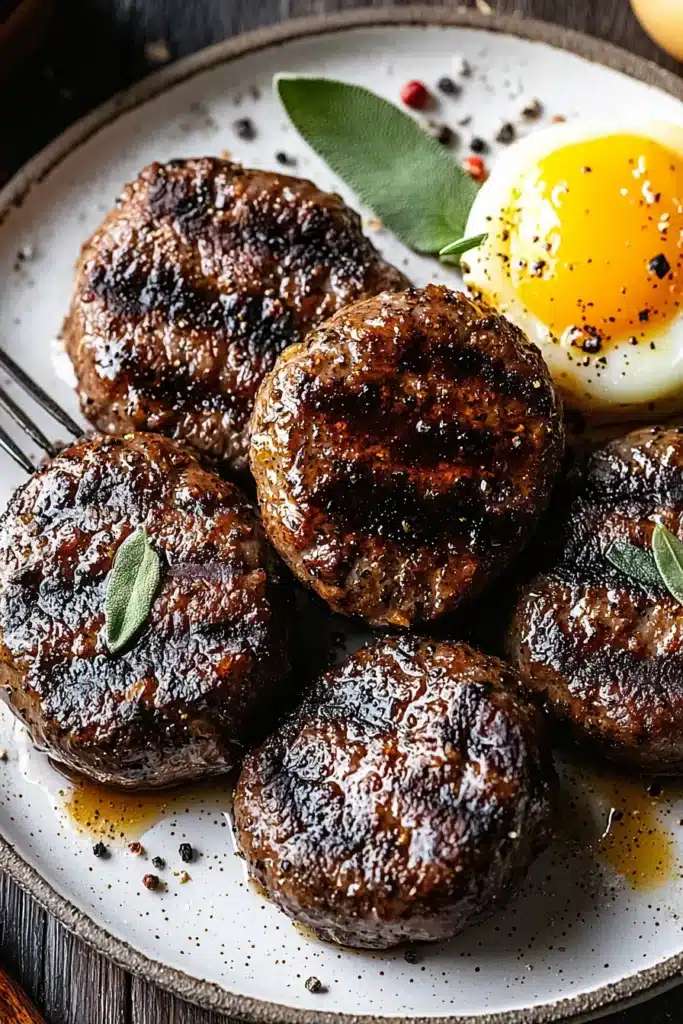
[
  {"left": 128, "top": 841, "right": 144, "bottom": 855},
  {"left": 275, "top": 150, "right": 295, "bottom": 166},
  {"left": 437, "top": 75, "right": 460, "bottom": 96},
  {"left": 143, "top": 873, "right": 160, "bottom": 891},
  {"left": 179, "top": 842, "right": 194, "bottom": 863},
  {"left": 404, "top": 948, "right": 419, "bottom": 964},
  {"left": 93, "top": 842, "right": 109, "bottom": 859},
  {"left": 400, "top": 80, "right": 430, "bottom": 110},
  {"left": 151, "top": 856, "right": 165, "bottom": 870},
  {"left": 305, "top": 977, "right": 324, "bottom": 994},
  {"left": 463, "top": 154, "right": 488, "bottom": 183},
  {"left": 234, "top": 117, "right": 256, "bottom": 141},
  {"left": 427, "top": 121, "right": 455, "bottom": 146},
  {"left": 649, "top": 253, "right": 671, "bottom": 279},
  {"left": 495, "top": 122, "right": 515, "bottom": 144},
  {"left": 470, "top": 136, "right": 487, "bottom": 154},
  {"left": 521, "top": 97, "right": 543, "bottom": 119},
  {"left": 581, "top": 335, "right": 601, "bottom": 354}
]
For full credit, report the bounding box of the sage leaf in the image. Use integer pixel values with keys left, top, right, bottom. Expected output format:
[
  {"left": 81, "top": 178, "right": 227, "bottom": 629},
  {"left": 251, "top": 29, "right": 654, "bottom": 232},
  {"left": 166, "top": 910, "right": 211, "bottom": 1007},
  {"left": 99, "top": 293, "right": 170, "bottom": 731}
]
[
  {"left": 105, "top": 526, "right": 161, "bottom": 654},
  {"left": 439, "top": 232, "right": 488, "bottom": 258},
  {"left": 276, "top": 76, "right": 479, "bottom": 253},
  {"left": 652, "top": 524, "right": 683, "bottom": 605},
  {"left": 605, "top": 541, "right": 662, "bottom": 590}
]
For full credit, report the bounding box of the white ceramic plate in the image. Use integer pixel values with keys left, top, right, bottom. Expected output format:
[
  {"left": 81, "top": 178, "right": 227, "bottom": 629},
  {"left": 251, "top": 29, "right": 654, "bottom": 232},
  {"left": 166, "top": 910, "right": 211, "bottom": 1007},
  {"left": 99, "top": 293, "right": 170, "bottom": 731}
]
[{"left": 1, "top": 9, "right": 683, "bottom": 1023}]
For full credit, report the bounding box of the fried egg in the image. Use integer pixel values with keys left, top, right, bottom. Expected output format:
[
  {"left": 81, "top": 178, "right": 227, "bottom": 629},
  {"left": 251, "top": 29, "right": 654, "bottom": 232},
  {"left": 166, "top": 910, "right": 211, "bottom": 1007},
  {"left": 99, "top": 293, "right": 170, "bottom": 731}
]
[{"left": 462, "top": 120, "right": 683, "bottom": 416}]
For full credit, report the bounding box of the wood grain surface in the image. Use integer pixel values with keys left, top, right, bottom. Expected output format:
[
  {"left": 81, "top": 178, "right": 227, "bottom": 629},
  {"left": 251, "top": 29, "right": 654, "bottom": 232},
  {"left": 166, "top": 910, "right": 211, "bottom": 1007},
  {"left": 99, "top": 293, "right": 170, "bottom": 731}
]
[
  {"left": 0, "top": 959, "right": 46, "bottom": 1024},
  {"left": 0, "top": 1, "right": 681, "bottom": 1022}
]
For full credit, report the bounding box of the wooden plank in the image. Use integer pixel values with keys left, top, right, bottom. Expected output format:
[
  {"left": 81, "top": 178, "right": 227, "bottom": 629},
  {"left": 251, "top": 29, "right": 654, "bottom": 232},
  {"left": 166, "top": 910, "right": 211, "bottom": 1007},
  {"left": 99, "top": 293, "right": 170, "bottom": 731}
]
[
  {"left": 131, "top": 976, "right": 226, "bottom": 1023},
  {"left": 42, "top": 912, "right": 129, "bottom": 1024},
  {"left": 0, "top": 875, "right": 46, "bottom": 1011}
]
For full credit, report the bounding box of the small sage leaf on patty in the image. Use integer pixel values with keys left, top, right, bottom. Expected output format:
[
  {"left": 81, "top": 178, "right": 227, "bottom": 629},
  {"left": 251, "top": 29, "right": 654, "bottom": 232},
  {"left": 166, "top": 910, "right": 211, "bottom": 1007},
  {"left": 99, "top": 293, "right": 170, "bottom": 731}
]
[
  {"left": 276, "top": 76, "right": 479, "bottom": 253},
  {"left": 652, "top": 523, "right": 683, "bottom": 605},
  {"left": 105, "top": 526, "right": 161, "bottom": 654},
  {"left": 439, "top": 232, "right": 488, "bottom": 260},
  {"left": 605, "top": 540, "right": 662, "bottom": 591}
]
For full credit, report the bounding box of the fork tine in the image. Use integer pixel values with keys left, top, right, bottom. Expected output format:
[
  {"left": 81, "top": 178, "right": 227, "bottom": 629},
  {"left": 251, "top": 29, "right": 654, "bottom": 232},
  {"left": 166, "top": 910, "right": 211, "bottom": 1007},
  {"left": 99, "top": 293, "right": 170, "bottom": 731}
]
[
  {"left": 0, "top": 423, "right": 34, "bottom": 473},
  {"left": 0, "top": 349, "right": 81, "bottom": 438},
  {"left": 0, "top": 386, "right": 57, "bottom": 457}
]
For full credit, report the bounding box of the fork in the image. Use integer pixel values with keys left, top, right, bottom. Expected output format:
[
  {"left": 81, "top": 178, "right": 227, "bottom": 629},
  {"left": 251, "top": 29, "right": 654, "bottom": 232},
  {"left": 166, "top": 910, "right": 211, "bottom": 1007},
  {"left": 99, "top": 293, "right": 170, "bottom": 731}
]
[{"left": 0, "top": 349, "right": 81, "bottom": 472}]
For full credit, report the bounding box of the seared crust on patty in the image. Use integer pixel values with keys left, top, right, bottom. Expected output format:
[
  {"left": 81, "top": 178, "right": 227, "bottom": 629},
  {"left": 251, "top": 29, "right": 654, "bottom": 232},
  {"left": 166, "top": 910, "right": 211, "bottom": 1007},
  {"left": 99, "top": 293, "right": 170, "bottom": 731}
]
[
  {"left": 0, "top": 433, "right": 291, "bottom": 788},
  {"left": 234, "top": 636, "right": 556, "bottom": 949},
  {"left": 250, "top": 285, "right": 564, "bottom": 627},
  {"left": 63, "top": 158, "right": 408, "bottom": 472},
  {"left": 508, "top": 425, "right": 683, "bottom": 772}
]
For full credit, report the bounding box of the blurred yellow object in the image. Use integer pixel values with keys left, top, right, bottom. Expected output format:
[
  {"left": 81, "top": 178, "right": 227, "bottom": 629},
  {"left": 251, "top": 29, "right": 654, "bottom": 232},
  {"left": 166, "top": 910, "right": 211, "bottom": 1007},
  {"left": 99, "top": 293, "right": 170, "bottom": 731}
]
[{"left": 631, "top": 0, "right": 683, "bottom": 61}]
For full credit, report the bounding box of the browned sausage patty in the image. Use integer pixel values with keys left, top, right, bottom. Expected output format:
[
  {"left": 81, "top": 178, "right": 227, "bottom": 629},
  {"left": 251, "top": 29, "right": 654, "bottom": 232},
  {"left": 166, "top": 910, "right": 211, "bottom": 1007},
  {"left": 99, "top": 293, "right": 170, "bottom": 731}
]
[
  {"left": 62, "top": 158, "right": 408, "bottom": 473},
  {"left": 250, "top": 285, "right": 564, "bottom": 627},
  {"left": 234, "top": 636, "right": 556, "bottom": 949},
  {"left": 508, "top": 425, "right": 683, "bottom": 772},
  {"left": 0, "top": 433, "right": 291, "bottom": 788}
]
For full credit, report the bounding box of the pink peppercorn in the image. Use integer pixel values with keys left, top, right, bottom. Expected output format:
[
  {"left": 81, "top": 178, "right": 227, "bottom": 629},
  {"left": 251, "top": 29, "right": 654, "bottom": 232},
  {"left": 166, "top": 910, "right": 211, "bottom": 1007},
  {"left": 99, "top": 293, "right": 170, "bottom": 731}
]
[
  {"left": 400, "top": 80, "right": 430, "bottom": 109},
  {"left": 463, "top": 154, "right": 488, "bottom": 183}
]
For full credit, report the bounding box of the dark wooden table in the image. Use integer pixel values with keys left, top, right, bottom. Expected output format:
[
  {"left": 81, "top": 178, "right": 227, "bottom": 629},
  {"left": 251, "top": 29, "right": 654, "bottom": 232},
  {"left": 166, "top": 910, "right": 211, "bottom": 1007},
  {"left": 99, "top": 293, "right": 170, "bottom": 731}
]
[{"left": 0, "top": 1, "right": 681, "bottom": 1021}]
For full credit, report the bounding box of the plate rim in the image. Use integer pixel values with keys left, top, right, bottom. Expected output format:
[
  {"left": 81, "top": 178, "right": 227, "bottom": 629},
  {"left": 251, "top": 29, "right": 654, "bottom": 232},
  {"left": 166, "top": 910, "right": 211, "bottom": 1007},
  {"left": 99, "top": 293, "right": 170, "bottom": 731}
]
[{"left": 2, "top": 7, "right": 683, "bottom": 1022}]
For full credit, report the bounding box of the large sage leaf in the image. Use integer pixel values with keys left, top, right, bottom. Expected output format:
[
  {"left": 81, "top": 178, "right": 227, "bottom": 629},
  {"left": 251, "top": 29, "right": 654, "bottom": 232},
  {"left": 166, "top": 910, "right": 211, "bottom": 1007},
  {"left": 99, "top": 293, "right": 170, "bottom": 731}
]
[
  {"left": 276, "top": 76, "right": 479, "bottom": 253},
  {"left": 105, "top": 526, "right": 161, "bottom": 654},
  {"left": 439, "top": 232, "right": 488, "bottom": 258},
  {"left": 605, "top": 540, "right": 662, "bottom": 591},
  {"left": 652, "top": 523, "right": 683, "bottom": 605}
]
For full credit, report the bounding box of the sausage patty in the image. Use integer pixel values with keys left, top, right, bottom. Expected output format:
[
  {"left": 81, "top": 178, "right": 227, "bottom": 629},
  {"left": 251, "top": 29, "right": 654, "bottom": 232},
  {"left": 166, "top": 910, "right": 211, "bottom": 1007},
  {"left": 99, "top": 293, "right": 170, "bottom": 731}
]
[
  {"left": 234, "top": 636, "right": 556, "bottom": 949},
  {"left": 0, "top": 433, "right": 291, "bottom": 788},
  {"left": 62, "top": 158, "right": 408, "bottom": 473},
  {"left": 508, "top": 425, "right": 683, "bottom": 772},
  {"left": 250, "top": 285, "right": 564, "bottom": 627}
]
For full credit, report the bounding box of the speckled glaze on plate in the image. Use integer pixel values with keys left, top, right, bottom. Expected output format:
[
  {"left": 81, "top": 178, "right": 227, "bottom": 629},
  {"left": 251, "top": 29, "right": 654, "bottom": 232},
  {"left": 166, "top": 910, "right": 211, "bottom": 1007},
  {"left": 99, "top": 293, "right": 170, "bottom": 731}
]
[{"left": 1, "top": 8, "right": 683, "bottom": 1023}]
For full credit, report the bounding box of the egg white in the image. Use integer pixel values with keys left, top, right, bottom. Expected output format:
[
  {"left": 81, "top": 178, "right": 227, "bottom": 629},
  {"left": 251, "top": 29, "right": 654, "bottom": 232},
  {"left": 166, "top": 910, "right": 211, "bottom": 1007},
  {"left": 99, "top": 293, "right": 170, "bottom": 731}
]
[{"left": 462, "top": 119, "right": 683, "bottom": 417}]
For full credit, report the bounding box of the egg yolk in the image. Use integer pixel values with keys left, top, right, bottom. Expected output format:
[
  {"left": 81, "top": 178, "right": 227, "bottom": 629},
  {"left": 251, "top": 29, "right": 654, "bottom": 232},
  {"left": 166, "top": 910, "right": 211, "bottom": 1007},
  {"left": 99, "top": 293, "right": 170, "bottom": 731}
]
[{"left": 500, "top": 134, "right": 683, "bottom": 349}]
